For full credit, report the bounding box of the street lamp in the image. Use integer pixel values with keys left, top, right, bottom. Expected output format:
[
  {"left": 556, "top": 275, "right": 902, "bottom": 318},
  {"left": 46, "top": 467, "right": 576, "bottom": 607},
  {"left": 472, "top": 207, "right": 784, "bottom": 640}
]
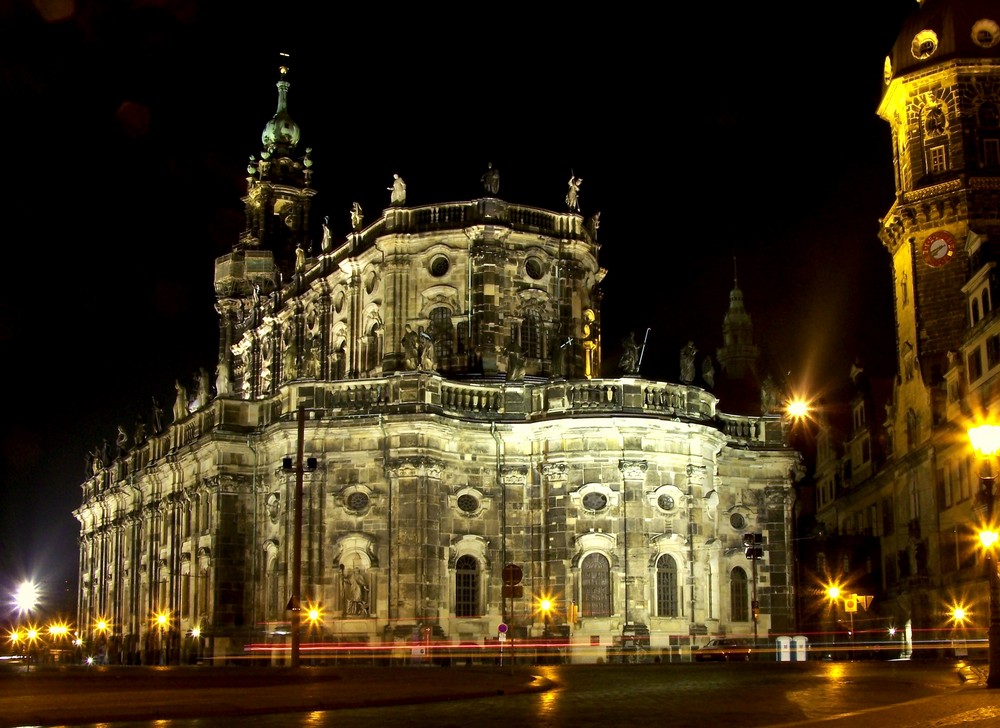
[
  {"left": 189, "top": 626, "right": 202, "bottom": 665},
  {"left": 969, "top": 423, "right": 1000, "bottom": 688},
  {"left": 154, "top": 611, "right": 170, "bottom": 666},
  {"left": 12, "top": 580, "right": 40, "bottom": 615},
  {"left": 824, "top": 584, "right": 858, "bottom": 660},
  {"left": 94, "top": 618, "right": 110, "bottom": 664}
]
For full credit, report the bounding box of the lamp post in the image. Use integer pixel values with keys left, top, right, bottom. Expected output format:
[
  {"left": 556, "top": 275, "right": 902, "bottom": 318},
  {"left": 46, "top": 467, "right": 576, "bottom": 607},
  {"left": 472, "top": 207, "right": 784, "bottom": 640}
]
[
  {"left": 95, "top": 619, "right": 109, "bottom": 665},
  {"left": 538, "top": 597, "right": 553, "bottom": 665},
  {"left": 969, "top": 423, "right": 1000, "bottom": 688},
  {"left": 154, "top": 611, "right": 169, "bottom": 666},
  {"left": 189, "top": 626, "right": 202, "bottom": 665}
]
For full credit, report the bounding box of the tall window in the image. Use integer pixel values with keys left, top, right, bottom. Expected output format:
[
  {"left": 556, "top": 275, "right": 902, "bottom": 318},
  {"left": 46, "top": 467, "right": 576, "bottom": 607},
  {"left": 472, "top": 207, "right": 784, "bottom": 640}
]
[
  {"left": 364, "top": 323, "right": 381, "bottom": 372},
  {"left": 581, "top": 553, "right": 611, "bottom": 617},
  {"left": 987, "top": 335, "right": 1000, "bottom": 371},
  {"left": 969, "top": 346, "right": 984, "bottom": 383},
  {"left": 730, "top": 567, "right": 749, "bottom": 622},
  {"left": 266, "top": 550, "right": 279, "bottom": 619},
  {"left": 656, "top": 554, "right": 679, "bottom": 617},
  {"left": 455, "top": 555, "right": 479, "bottom": 617},
  {"left": 429, "top": 307, "right": 453, "bottom": 367},
  {"left": 928, "top": 145, "right": 947, "bottom": 174},
  {"left": 522, "top": 309, "right": 542, "bottom": 359}
]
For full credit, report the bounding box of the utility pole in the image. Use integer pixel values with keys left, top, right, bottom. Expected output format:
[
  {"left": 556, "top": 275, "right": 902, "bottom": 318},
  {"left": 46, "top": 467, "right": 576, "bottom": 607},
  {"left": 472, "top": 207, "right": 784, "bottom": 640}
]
[{"left": 743, "top": 533, "right": 763, "bottom": 651}]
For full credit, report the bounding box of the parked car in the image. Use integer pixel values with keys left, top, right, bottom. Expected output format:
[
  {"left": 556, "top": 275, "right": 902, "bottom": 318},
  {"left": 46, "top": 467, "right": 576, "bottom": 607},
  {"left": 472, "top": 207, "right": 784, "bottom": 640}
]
[{"left": 693, "top": 638, "right": 752, "bottom": 662}]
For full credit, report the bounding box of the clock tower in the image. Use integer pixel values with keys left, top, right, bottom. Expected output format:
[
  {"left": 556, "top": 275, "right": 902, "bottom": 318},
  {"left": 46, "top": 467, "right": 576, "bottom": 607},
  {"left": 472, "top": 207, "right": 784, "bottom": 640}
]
[{"left": 877, "top": 0, "right": 1000, "bottom": 448}]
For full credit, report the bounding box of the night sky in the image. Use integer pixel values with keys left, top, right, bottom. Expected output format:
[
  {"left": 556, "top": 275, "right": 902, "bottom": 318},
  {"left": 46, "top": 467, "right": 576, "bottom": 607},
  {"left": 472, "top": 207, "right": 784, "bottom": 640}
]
[{"left": 0, "top": 1, "right": 917, "bottom": 610}]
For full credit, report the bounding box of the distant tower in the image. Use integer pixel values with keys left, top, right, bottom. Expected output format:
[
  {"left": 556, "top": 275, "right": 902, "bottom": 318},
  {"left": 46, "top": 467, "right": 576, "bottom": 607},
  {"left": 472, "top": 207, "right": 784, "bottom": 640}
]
[{"left": 716, "top": 259, "right": 759, "bottom": 380}]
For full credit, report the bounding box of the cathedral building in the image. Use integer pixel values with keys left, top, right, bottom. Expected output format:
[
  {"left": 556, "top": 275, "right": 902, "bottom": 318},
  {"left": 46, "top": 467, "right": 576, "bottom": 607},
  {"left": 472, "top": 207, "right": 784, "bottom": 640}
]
[
  {"left": 74, "top": 66, "right": 803, "bottom": 665},
  {"left": 811, "top": 0, "right": 1000, "bottom": 656}
]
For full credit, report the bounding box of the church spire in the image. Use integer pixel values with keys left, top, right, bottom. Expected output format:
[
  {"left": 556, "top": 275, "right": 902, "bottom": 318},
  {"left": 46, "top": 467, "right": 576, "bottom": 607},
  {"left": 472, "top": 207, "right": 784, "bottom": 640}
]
[
  {"left": 716, "top": 257, "right": 759, "bottom": 379},
  {"left": 261, "top": 59, "right": 301, "bottom": 156}
]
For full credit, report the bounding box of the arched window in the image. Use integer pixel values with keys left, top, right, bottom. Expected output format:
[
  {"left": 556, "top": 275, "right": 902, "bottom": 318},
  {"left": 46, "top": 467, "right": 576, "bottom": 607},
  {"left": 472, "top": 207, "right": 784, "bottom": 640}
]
[
  {"left": 264, "top": 542, "right": 280, "bottom": 620},
  {"left": 730, "top": 567, "right": 749, "bottom": 622},
  {"left": 656, "top": 553, "right": 679, "bottom": 617},
  {"left": 455, "top": 555, "right": 479, "bottom": 617},
  {"left": 429, "top": 307, "right": 453, "bottom": 367},
  {"left": 973, "top": 298, "right": 981, "bottom": 325},
  {"left": 522, "top": 309, "right": 542, "bottom": 359},
  {"left": 364, "top": 322, "right": 381, "bottom": 372},
  {"left": 983, "top": 289, "right": 992, "bottom": 316},
  {"left": 581, "top": 552, "right": 611, "bottom": 617}
]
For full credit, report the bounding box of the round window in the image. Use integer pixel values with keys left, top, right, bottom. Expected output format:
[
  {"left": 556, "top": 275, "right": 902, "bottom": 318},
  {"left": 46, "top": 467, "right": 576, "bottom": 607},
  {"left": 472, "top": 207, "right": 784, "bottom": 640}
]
[
  {"left": 525, "top": 258, "right": 543, "bottom": 280},
  {"left": 430, "top": 256, "right": 450, "bottom": 277},
  {"left": 457, "top": 494, "right": 479, "bottom": 513},
  {"left": 346, "top": 492, "right": 370, "bottom": 512},
  {"left": 730, "top": 513, "right": 746, "bottom": 530},
  {"left": 972, "top": 19, "right": 1000, "bottom": 48},
  {"left": 911, "top": 30, "right": 938, "bottom": 60},
  {"left": 582, "top": 492, "right": 608, "bottom": 512},
  {"left": 658, "top": 494, "right": 675, "bottom": 511}
]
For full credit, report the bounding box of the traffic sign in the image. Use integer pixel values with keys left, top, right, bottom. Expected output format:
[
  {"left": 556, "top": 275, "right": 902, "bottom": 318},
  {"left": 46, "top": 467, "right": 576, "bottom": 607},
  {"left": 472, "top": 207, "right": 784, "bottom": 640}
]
[
  {"left": 498, "top": 622, "right": 508, "bottom": 634},
  {"left": 502, "top": 563, "right": 523, "bottom": 586}
]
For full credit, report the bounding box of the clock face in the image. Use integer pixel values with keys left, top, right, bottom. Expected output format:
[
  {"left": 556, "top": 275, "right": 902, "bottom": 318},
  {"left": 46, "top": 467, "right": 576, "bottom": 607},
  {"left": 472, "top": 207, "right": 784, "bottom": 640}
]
[{"left": 922, "top": 231, "right": 956, "bottom": 267}]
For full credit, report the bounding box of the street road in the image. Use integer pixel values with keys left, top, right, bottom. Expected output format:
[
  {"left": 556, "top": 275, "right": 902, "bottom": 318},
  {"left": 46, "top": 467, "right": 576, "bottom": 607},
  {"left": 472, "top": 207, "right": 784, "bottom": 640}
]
[{"left": 53, "top": 659, "right": 999, "bottom": 728}]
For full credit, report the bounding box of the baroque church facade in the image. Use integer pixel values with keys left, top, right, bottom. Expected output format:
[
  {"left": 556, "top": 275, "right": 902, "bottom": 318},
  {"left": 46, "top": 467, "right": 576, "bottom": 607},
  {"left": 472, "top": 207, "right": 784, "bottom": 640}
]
[
  {"left": 74, "top": 67, "right": 803, "bottom": 665},
  {"left": 811, "top": 0, "right": 1000, "bottom": 656}
]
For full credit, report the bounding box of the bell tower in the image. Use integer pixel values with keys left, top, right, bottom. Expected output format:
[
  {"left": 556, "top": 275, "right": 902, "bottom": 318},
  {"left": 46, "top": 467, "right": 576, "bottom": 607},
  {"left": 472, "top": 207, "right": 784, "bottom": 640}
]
[
  {"left": 214, "top": 63, "right": 318, "bottom": 398},
  {"left": 877, "top": 0, "right": 1000, "bottom": 448}
]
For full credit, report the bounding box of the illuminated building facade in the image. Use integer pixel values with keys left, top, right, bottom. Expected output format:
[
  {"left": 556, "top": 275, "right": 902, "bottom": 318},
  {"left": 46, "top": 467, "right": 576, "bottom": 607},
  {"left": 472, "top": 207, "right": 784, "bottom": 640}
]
[
  {"left": 812, "top": 0, "right": 1000, "bottom": 655},
  {"left": 74, "top": 67, "right": 803, "bottom": 665}
]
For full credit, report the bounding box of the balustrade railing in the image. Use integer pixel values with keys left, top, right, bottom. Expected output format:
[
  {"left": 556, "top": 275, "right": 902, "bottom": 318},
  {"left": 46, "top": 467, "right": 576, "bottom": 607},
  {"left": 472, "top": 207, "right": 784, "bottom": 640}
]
[{"left": 82, "top": 373, "right": 784, "bottom": 488}]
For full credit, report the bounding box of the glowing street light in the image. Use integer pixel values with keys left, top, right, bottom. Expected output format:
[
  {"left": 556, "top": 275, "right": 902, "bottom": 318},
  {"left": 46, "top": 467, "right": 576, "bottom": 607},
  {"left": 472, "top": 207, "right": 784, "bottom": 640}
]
[
  {"left": 153, "top": 610, "right": 170, "bottom": 665},
  {"left": 12, "top": 580, "right": 39, "bottom": 615},
  {"left": 969, "top": 422, "right": 1000, "bottom": 688},
  {"left": 94, "top": 618, "right": 110, "bottom": 664},
  {"left": 786, "top": 398, "right": 810, "bottom": 420}
]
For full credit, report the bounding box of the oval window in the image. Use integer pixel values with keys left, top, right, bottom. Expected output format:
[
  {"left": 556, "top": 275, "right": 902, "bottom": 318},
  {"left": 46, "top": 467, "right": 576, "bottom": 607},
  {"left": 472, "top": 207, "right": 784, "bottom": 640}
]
[
  {"left": 457, "top": 494, "right": 479, "bottom": 513},
  {"left": 347, "top": 492, "right": 370, "bottom": 512},
  {"left": 525, "top": 258, "right": 543, "bottom": 280},
  {"left": 911, "top": 30, "right": 938, "bottom": 60},
  {"left": 430, "top": 256, "right": 450, "bottom": 277},
  {"left": 658, "top": 494, "right": 675, "bottom": 511},
  {"left": 730, "top": 513, "right": 746, "bottom": 530},
  {"left": 583, "top": 492, "right": 609, "bottom": 512}
]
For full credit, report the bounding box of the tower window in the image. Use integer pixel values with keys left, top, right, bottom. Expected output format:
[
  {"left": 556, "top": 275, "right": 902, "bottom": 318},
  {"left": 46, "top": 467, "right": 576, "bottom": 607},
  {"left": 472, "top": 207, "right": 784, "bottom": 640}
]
[
  {"left": 927, "top": 145, "right": 947, "bottom": 174},
  {"left": 522, "top": 309, "right": 542, "bottom": 359},
  {"left": 429, "top": 307, "right": 454, "bottom": 365},
  {"left": 984, "top": 139, "right": 1000, "bottom": 168},
  {"left": 911, "top": 30, "right": 938, "bottom": 59},
  {"left": 979, "top": 102, "right": 999, "bottom": 128},
  {"left": 972, "top": 20, "right": 1000, "bottom": 49}
]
